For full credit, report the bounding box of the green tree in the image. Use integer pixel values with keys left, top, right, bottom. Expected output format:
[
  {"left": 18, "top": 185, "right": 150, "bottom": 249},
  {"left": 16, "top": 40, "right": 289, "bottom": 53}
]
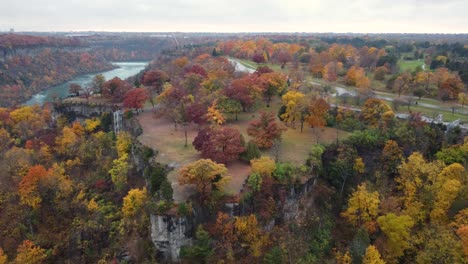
[
  {"left": 180, "top": 226, "right": 214, "bottom": 263},
  {"left": 241, "top": 140, "right": 261, "bottom": 161},
  {"left": 218, "top": 97, "right": 243, "bottom": 121},
  {"left": 350, "top": 228, "right": 371, "bottom": 264}
]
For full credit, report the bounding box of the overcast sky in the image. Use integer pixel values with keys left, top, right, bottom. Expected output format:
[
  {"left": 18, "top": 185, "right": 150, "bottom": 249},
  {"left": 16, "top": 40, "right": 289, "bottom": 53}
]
[{"left": 1, "top": 0, "right": 467, "bottom": 33}]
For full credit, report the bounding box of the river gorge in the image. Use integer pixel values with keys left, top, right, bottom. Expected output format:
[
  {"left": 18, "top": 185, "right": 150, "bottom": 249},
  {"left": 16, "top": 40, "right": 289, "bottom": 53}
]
[{"left": 25, "top": 61, "right": 148, "bottom": 105}]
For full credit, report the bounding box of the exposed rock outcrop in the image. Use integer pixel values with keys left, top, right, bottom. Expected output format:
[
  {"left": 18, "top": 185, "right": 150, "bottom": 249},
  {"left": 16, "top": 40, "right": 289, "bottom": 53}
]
[{"left": 150, "top": 214, "right": 193, "bottom": 262}]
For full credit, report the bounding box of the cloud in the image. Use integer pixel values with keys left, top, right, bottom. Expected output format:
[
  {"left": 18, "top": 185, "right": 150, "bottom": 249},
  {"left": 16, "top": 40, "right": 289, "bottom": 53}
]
[{"left": 0, "top": 0, "right": 467, "bottom": 33}]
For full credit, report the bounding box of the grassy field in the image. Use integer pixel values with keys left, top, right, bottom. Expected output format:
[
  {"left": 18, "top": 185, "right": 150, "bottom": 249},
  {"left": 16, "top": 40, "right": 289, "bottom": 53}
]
[
  {"left": 234, "top": 57, "right": 287, "bottom": 73},
  {"left": 137, "top": 99, "right": 350, "bottom": 201},
  {"left": 398, "top": 59, "right": 424, "bottom": 72}
]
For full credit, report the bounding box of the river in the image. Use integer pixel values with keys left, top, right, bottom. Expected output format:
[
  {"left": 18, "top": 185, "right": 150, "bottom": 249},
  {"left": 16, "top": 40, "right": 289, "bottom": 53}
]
[{"left": 25, "top": 62, "right": 148, "bottom": 105}]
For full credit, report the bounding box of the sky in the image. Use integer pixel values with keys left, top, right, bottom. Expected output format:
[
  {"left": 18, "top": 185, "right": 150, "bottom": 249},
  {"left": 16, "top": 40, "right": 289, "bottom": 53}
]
[{"left": 1, "top": 0, "right": 467, "bottom": 33}]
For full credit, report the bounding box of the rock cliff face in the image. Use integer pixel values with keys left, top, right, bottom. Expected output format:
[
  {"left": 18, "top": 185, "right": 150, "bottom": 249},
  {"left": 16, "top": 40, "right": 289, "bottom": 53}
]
[
  {"left": 150, "top": 214, "right": 193, "bottom": 262},
  {"left": 55, "top": 103, "right": 119, "bottom": 117}
]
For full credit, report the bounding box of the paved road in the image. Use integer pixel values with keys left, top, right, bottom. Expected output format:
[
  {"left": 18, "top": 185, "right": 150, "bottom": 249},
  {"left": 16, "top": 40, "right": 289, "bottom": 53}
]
[{"left": 229, "top": 58, "right": 467, "bottom": 129}]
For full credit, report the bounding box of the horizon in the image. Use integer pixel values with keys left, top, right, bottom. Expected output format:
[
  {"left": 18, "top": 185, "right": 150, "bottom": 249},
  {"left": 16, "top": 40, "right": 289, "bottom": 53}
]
[
  {"left": 2, "top": 0, "right": 467, "bottom": 34},
  {"left": 3, "top": 30, "right": 468, "bottom": 35}
]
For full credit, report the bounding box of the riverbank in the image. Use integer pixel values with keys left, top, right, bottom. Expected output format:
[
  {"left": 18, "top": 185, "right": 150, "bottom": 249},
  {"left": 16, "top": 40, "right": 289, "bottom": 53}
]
[{"left": 25, "top": 61, "right": 148, "bottom": 106}]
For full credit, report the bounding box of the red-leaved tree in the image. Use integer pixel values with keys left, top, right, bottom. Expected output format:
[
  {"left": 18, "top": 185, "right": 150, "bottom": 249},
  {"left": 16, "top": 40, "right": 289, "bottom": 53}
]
[
  {"left": 247, "top": 111, "right": 286, "bottom": 149},
  {"left": 193, "top": 127, "right": 245, "bottom": 164},
  {"left": 123, "top": 88, "right": 149, "bottom": 113}
]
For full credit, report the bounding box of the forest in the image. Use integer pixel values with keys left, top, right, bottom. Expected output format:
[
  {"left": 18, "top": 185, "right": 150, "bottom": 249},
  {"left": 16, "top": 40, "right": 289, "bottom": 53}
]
[{"left": 0, "top": 33, "right": 467, "bottom": 264}]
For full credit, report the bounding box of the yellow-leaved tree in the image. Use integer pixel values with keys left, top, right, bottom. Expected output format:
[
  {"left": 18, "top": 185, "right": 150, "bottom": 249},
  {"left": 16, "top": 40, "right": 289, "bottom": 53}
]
[
  {"left": 178, "top": 159, "right": 230, "bottom": 203},
  {"left": 116, "top": 131, "right": 132, "bottom": 157},
  {"left": 362, "top": 245, "right": 385, "bottom": 264},
  {"left": 14, "top": 240, "right": 47, "bottom": 264},
  {"left": 206, "top": 102, "right": 225, "bottom": 126},
  {"left": 341, "top": 183, "right": 380, "bottom": 233},
  {"left": 122, "top": 188, "right": 148, "bottom": 218},
  {"left": 280, "top": 91, "right": 306, "bottom": 128},
  {"left": 109, "top": 153, "right": 130, "bottom": 191},
  {"left": 251, "top": 156, "right": 276, "bottom": 177},
  {"left": 430, "top": 163, "right": 465, "bottom": 223},
  {"left": 377, "top": 213, "right": 414, "bottom": 260},
  {"left": 396, "top": 152, "right": 443, "bottom": 222},
  {"left": 0, "top": 248, "right": 7, "bottom": 264},
  {"left": 360, "top": 98, "right": 394, "bottom": 128},
  {"left": 234, "top": 214, "right": 268, "bottom": 257}
]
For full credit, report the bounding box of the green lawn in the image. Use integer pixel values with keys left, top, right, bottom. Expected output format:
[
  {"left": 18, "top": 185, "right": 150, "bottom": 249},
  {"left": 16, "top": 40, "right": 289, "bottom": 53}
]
[{"left": 398, "top": 59, "right": 424, "bottom": 72}]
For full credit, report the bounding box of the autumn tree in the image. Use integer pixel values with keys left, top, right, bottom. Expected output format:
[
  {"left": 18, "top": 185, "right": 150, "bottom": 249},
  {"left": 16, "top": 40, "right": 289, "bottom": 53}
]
[
  {"left": 68, "top": 83, "right": 82, "bottom": 96},
  {"left": 18, "top": 165, "right": 48, "bottom": 209},
  {"left": 360, "top": 98, "right": 394, "bottom": 128},
  {"left": 439, "top": 75, "right": 464, "bottom": 101},
  {"left": 322, "top": 61, "right": 343, "bottom": 82},
  {"left": 362, "top": 245, "right": 385, "bottom": 264},
  {"left": 218, "top": 97, "right": 242, "bottom": 121},
  {"left": 225, "top": 76, "right": 261, "bottom": 111},
  {"left": 9, "top": 105, "right": 46, "bottom": 140},
  {"left": 393, "top": 72, "right": 412, "bottom": 97},
  {"left": 280, "top": 91, "right": 306, "bottom": 128},
  {"left": 122, "top": 188, "right": 148, "bottom": 218},
  {"left": 91, "top": 73, "right": 106, "bottom": 93},
  {"left": 109, "top": 153, "right": 129, "bottom": 191},
  {"left": 415, "top": 226, "right": 464, "bottom": 264},
  {"left": 205, "top": 102, "right": 225, "bottom": 126},
  {"left": 0, "top": 128, "right": 13, "bottom": 151},
  {"left": 346, "top": 66, "right": 368, "bottom": 88},
  {"left": 335, "top": 250, "right": 352, "bottom": 264},
  {"left": 55, "top": 124, "right": 83, "bottom": 156},
  {"left": 178, "top": 159, "right": 230, "bottom": 202},
  {"left": 381, "top": 140, "right": 403, "bottom": 176},
  {"left": 433, "top": 68, "right": 464, "bottom": 101},
  {"left": 458, "top": 92, "right": 467, "bottom": 109},
  {"left": 141, "top": 69, "right": 170, "bottom": 100},
  {"left": 123, "top": 88, "right": 149, "bottom": 113},
  {"left": 276, "top": 50, "right": 292, "bottom": 69},
  {"left": 251, "top": 156, "right": 276, "bottom": 177},
  {"left": 14, "top": 240, "right": 47, "bottom": 264},
  {"left": 234, "top": 214, "right": 268, "bottom": 257},
  {"left": 396, "top": 152, "right": 443, "bottom": 222},
  {"left": 430, "top": 163, "right": 465, "bottom": 223},
  {"left": 342, "top": 183, "right": 380, "bottom": 232},
  {"left": 259, "top": 72, "right": 287, "bottom": 107},
  {"left": 377, "top": 213, "right": 414, "bottom": 260},
  {"left": 373, "top": 66, "right": 388, "bottom": 81},
  {"left": 247, "top": 111, "right": 286, "bottom": 149},
  {"left": 307, "top": 96, "right": 330, "bottom": 142},
  {"left": 192, "top": 127, "right": 245, "bottom": 164},
  {"left": 414, "top": 71, "right": 435, "bottom": 97},
  {"left": 156, "top": 83, "right": 185, "bottom": 130},
  {"left": 0, "top": 248, "right": 6, "bottom": 264},
  {"left": 102, "top": 77, "right": 131, "bottom": 102}
]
